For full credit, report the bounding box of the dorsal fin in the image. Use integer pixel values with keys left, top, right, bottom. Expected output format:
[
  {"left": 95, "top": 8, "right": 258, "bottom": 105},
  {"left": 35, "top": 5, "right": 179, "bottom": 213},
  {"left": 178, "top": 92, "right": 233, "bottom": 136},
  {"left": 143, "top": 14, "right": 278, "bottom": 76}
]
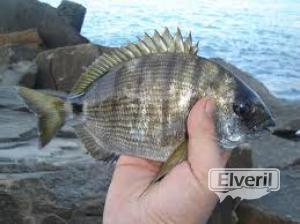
[{"left": 71, "top": 27, "right": 199, "bottom": 95}]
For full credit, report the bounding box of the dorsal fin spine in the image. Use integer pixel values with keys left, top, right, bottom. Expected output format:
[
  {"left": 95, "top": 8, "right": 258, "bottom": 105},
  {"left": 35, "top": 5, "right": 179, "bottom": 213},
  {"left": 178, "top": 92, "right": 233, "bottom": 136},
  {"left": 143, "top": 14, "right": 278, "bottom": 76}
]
[
  {"left": 102, "top": 54, "right": 116, "bottom": 67},
  {"left": 126, "top": 44, "right": 141, "bottom": 57},
  {"left": 175, "top": 28, "right": 184, "bottom": 52},
  {"left": 129, "top": 43, "right": 143, "bottom": 56},
  {"left": 144, "top": 33, "right": 159, "bottom": 52},
  {"left": 153, "top": 30, "right": 166, "bottom": 52},
  {"left": 105, "top": 53, "right": 121, "bottom": 64},
  {"left": 114, "top": 49, "right": 129, "bottom": 60},
  {"left": 123, "top": 47, "right": 135, "bottom": 58},
  {"left": 137, "top": 37, "right": 152, "bottom": 54}
]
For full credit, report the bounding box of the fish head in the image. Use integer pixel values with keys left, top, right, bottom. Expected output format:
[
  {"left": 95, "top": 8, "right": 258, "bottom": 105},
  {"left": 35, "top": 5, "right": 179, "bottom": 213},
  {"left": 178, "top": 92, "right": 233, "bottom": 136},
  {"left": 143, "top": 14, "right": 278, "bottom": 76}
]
[{"left": 216, "top": 78, "right": 275, "bottom": 149}]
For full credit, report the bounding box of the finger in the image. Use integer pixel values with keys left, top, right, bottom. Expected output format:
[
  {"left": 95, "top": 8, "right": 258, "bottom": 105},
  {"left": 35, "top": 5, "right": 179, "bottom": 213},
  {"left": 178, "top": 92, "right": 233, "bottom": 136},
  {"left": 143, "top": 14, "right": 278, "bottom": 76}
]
[{"left": 187, "top": 98, "right": 224, "bottom": 174}]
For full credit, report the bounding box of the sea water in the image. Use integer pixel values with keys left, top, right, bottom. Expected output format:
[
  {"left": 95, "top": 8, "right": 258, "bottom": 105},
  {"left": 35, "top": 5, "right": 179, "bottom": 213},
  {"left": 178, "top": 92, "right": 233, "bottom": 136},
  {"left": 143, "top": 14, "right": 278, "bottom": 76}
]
[{"left": 41, "top": 0, "right": 300, "bottom": 100}]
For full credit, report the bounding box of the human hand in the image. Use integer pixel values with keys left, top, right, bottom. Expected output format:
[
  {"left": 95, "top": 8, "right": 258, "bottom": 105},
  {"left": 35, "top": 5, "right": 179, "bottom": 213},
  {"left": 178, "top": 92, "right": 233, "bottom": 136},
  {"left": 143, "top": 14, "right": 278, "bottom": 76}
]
[{"left": 103, "top": 98, "right": 231, "bottom": 224}]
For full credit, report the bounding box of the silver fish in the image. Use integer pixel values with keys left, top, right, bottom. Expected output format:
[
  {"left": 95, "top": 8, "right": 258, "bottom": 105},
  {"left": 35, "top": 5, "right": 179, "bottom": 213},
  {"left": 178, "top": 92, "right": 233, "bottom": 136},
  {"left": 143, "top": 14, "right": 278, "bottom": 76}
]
[{"left": 18, "top": 28, "right": 275, "bottom": 180}]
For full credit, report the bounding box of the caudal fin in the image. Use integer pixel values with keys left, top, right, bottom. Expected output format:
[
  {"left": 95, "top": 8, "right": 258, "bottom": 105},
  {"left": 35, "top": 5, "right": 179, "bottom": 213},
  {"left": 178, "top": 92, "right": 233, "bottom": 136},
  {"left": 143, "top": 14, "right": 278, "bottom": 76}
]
[{"left": 17, "top": 87, "right": 69, "bottom": 148}]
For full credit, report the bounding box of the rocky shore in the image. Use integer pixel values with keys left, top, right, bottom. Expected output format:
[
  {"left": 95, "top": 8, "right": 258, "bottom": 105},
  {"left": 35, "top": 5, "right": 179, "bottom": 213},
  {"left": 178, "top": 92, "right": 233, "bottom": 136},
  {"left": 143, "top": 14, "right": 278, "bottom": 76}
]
[{"left": 0, "top": 0, "right": 299, "bottom": 224}]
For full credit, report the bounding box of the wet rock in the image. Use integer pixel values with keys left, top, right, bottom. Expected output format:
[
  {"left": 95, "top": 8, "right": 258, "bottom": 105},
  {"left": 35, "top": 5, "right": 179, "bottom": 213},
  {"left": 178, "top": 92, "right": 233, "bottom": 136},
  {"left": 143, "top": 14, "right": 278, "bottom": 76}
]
[
  {"left": 0, "top": 61, "right": 37, "bottom": 88},
  {"left": 0, "top": 29, "right": 42, "bottom": 49},
  {"left": 35, "top": 44, "right": 104, "bottom": 92},
  {"left": 57, "top": 0, "right": 86, "bottom": 33},
  {"left": 0, "top": 0, "right": 88, "bottom": 48}
]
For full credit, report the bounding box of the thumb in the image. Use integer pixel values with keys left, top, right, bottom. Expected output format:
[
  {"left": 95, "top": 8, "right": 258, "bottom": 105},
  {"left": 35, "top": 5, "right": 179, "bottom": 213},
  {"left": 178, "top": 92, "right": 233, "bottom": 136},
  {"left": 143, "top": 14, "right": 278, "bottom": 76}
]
[{"left": 187, "top": 98, "right": 224, "bottom": 173}]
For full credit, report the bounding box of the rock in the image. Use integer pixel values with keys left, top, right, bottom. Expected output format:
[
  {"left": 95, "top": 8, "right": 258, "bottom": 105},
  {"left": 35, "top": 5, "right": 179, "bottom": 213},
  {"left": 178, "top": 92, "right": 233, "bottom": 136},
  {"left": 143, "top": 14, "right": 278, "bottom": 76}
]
[
  {"left": 0, "top": 61, "right": 37, "bottom": 88},
  {"left": 68, "top": 199, "right": 103, "bottom": 224},
  {"left": 0, "top": 161, "right": 113, "bottom": 224},
  {"left": 41, "top": 215, "right": 68, "bottom": 224},
  {"left": 0, "top": 193, "right": 23, "bottom": 224},
  {"left": 236, "top": 165, "right": 300, "bottom": 224},
  {"left": 0, "top": 43, "right": 40, "bottom": 89},
  {"left": 0, "top": 44, "right": 40, "bottom": 65},
  {"left": 35, "top": 44, "right": 104, "bottom": 92},
  {"left": 0, "top": 109, "right": 36, "bottom": 143},
  {"left": 227, "top": 146, "right": 253, "bottom": 168},
  {"left": 57, "top": 0, "right": 86, "bottom": 33},
  {"left": 0, "top": 29, "right": 42, "bottom": 49},
  {"left": 0, "top": 87, "right": 26, "bottom": 110},
  {"left": 0, "top": 0, "right": 88, "bottom": 48}
]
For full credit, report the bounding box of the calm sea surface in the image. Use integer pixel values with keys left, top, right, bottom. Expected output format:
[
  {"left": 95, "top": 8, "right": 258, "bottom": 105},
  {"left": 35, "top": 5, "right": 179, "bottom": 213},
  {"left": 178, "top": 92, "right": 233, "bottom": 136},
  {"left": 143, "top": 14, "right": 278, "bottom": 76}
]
[{"left": 41, "top": 0, "right": 300, "bottom": 100}]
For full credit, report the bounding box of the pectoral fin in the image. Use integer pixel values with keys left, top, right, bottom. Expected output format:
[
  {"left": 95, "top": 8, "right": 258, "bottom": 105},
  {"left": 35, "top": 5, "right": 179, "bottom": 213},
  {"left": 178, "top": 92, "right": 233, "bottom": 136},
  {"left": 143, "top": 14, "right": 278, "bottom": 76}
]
[
  {"left": 153, "top": 140, "right": 188, "bottom": 183},
  {"left": 141, "top": 140, "right": 187, "bottom": 196}
]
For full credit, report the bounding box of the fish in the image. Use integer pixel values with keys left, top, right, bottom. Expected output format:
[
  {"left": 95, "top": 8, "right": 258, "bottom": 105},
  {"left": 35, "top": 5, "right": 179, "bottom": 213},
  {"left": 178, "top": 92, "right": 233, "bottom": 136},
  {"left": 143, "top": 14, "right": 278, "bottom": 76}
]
[{"left": 17, "top": 28, "right": 275, "bottom": 182}]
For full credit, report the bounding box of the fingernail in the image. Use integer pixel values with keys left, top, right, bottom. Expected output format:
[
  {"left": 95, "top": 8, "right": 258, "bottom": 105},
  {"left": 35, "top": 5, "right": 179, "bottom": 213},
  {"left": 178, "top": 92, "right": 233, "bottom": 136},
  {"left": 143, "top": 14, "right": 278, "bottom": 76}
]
[{"left": 205, "top": 98, "right": 215, "bottom": 116}]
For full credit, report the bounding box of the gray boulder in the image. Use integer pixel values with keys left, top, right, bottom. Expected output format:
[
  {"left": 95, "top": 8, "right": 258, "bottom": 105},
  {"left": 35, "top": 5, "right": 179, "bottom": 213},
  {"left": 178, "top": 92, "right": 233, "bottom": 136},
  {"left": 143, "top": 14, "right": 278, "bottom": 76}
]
[
  {"left": 57, "top": 0, "right": 87, "bottom": 33},
  {"left": 0, "top": 43, "right": 40, "bottom": 88},
  {"left": 0, "top": 61, "right": 37, "bottom": 88},
  {"left": 0, "top": 0, "right": 88, "bottom": 48},
  {"left": 236, "top": 163, "right": 300, "bottom": 224},
  {"left": 0, "top": 160, "right": 113, "bottom": 224},
  {"left": 0, "top": 87, "right": 25, "bottom": 110},
  {"left": 35, "top": 44, "right": 106, "bottom": 92},
  {"left": 0, "top": 44, "right": 40, "bottom": 65},
  {"left": 0, "top": 29, "right": 43, "bottom": 49}
]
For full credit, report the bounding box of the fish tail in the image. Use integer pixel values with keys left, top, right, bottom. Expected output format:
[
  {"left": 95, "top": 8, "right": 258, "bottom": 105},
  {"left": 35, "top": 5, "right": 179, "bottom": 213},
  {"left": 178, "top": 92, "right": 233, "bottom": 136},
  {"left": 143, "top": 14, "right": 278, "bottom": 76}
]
[{"left": 17, "top": 87, "right": 71, "bottom": 148}]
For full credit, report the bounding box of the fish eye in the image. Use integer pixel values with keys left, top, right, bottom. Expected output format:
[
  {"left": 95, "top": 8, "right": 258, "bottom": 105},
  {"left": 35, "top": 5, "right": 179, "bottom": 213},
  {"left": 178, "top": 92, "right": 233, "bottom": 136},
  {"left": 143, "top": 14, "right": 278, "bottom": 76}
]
[{"left": 233, "top": 102, "right": 253, "bottom": 117}]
